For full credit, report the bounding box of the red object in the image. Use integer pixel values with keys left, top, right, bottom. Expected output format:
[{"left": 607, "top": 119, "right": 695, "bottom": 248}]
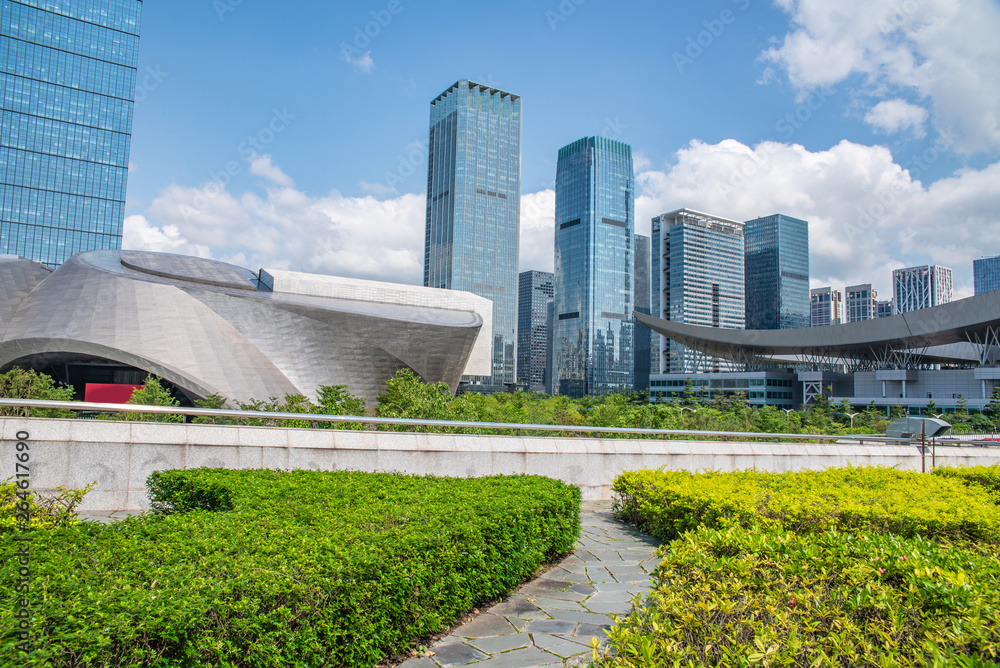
[{"left": 85, "top": 384, "right": 144, "bottom": 404}]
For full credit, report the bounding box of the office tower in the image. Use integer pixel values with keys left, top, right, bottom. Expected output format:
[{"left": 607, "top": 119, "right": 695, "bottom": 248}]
[
  {"left": 424, "top": 80, "right": 521, "bottom": 391},
  {"left": 744, "top": 214, "right": 810, "bottom": 330},
  {"left": 517, "top": 270, "right": 553, "bottom": 393},
  {"left": 633, "top": 233, "right": 652, "bottom": 393},
  {"left": 810, "top": 287, "right": 843, "bottom": 327},
  {"left": 845, "top": 283, "right": 877, "bottom": 322},
  {"left": 652, "top": 209, "right": 745, "bottom": 374},
  {"left": 0, "top": 0, "right": 143, "bottom": 267},
  {"left": 551, "top": 137, "right": 634, "bottom": 397},
  {"left": 893, "top": 265, "right": 953, "bottom": 314},
  {"left": 974, "top": 256, "right": 1000, "bottom": 295},
  {"left": 876, "top": 299, "right": 894, "bottom": 318}
]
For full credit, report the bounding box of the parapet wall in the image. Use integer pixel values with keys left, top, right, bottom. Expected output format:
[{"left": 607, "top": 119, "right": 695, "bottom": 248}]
[{"left": 3, "top": 418, "right": 998, "bottom": 512}]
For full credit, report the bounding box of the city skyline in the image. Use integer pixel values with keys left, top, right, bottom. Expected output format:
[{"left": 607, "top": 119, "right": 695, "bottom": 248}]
[{"left": 37, "top": 0, "right": 999, "bottom": 301}]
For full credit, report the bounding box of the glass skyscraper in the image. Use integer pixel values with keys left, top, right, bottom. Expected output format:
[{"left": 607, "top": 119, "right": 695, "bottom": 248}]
[
  {"left": 552, "top": 137, "right": 634, "bottom": 397},
  {"left": 424, "top": 80, "right": 521, "bottom": 391},
  {"left": 893, "top": 264, "right": 952, "bottom": 313},
  {"left": 0, "top": 0, "right": 143, "bottom": 267},
  {"left": 516, "top": 270, "right": 552, "bottom": 393},
  {"left": 633, "top": 233, "right": 651, "bottom": 393},
  {"left": 974, "top": 256, "right": 1000, "bottom": 295},
  {"left": 744, "top": 214, "right": 810, "bottom": 330},
  {"left": 651, "top": 209, "right": 745, "bottom": 374}
]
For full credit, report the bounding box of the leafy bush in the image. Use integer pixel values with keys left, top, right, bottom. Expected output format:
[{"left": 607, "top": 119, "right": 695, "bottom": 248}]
[
  {"left": 936, "top": 465, "right": 1000, "bottom": 503},
  {"left": 0, "top": 479, "right": 94, "bottom": 532},
  {"left": 104, "top": 375, "right": 184, "bottom": 423},
  {"left": 0, "top": 367, "right": 75, "bottom": 417},
  {"left": 613, "top": 466, "right": 1000, "bottom": 543},
  {"left": 592, "top": 525, "right": 1000, "bottom": 667},
  {"left": 0, "top": 470, "right": 580, "bottom": 667}
]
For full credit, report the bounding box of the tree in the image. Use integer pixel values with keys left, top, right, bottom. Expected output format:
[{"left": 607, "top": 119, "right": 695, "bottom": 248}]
[
  {"left": 376, "top": 368, "right": 454, "bottom": 428},
  {"left": 923, "top": 398, "right": 938, "bottom": 417},
  {"left": 985, "top": 389, "right": 1000, "bottom": 427},
  {"left": 107, "top": 375, "right": 183, "bottom": 423},
  {"left": 955, "top": 395, "right": 970, "bottom": 422},
  {"left": 0, "top": 367, "right": 75, "bottom": 418}
]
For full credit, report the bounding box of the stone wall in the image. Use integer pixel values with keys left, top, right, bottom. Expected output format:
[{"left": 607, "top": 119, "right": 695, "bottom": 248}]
[{"left": 3, "top": 417, "right": 998, "bottom": 512}]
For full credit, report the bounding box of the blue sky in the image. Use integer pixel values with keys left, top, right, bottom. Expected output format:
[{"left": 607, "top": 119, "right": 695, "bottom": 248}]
[{"left": 124, "top": 0, "right": 1000, "bottom": 300}]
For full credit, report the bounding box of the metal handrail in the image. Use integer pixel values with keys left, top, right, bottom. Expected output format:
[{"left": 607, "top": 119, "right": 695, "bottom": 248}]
[{"left": 0, "top": 398, "right": 997, "bottom": 447}]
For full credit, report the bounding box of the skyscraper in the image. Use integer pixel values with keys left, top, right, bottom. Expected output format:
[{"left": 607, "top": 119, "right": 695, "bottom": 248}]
[
  {"left": 424, "top": 80, "right": 521, "bottom": 391},
  {"left": 517, "top": 270, "right": 553, "bottom": 393},
  {"left": 810, "top": 287, "right": 843, "bottom": 327},
  {"left": 974, "top": 256, "right": 1000, "bottom": 295},
  {"left": 744, "top": 214, "right": 810, "bottom": 330},
  {"left": 0, "top": 0, "right": 143, "bottom": 267},
  {"left": 893, "top": 265, "right": 953, "bottom": 314},
  {"left": 552, "top": 137, "right": 634, "bottom": 397},
  {"left": 652, "top": 209, "right": 745, "bottom": 374},
  {"left": 633, "top": 233, "right": 652, "bottom": 393},
  {"left": 845, "top": 283, "right": 877, "bottom": 322}
]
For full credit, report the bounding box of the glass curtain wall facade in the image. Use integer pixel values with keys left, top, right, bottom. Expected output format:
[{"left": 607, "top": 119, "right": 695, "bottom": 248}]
[
  {"left": 845, "top": 283, "right": 877, "bottom": 322},
  {"left": 552, "top": 137, "right": 634, "bottom": 397},
  {"left": 0, "top": 0, "right": 142, "bottom": 267},
  {"left": 652, "top": 209, "right": 745, "bottom": 374},
  {"left": 744, "top": 214, "right": 810, "bottom": 330},
  {"left": 810, "top": 287, "right": 842, "bottom": 327},
  {"left": 516, "top": 270, "right": 552, "bottom": 393},
  {"left": 633, "top": 233, "right": 652, "bottom": 393},
  {"left": 424, "top": 80, "right": 521, "bottom": 390},
  {"left": 893, "top": 265, "right": 953, "bottom": 314},
  {"left": 974, "top": 256, "right": 1000, "bottom": 295}
]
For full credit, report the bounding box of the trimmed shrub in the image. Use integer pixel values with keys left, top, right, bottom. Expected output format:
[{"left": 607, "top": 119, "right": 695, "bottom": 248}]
[
  {"left": 936, "top": 465, "right": 1000, "bottom": 503},
  {"left": 613, "top": 466, "right": 1000, "bottom": 543},
  {"left": 592, "top": 526, "right": 1000, "bottom": 667},
  {"left": 0, "top": 470, "right": 580, "bottom": 667}
]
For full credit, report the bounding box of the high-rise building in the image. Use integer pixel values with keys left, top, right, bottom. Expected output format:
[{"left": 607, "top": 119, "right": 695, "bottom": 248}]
[
  {"left": 517, "top": 270, "right": 553, "bottom": 393},
  {"left": 744, "top": 214, "right": 810, "bottom": 330},
  {"left": 845, "top": 283, "right": 877, "bottom": 322},
  {"left": 876, "top": 299, "right": 894, "bottom": 318},
  {"left": 0, "top": 0, "right": 143, "bottom": 267},
  {"left": 551, "top": 137, "right": 634, "bottom": 397},
  {"left": 651, "top": 209, "right": 745, "bottom": 374},
  {"left": 974, "top": 256, "right": 1000, "bottom": 295},
  {"left": 893, "top": 265, "right": 953, "bottom": 314},
  {"left": 810, "top": 287, "right": 843, "bottom": 327},
  {"left": 633, "top": 233, "right": 652, "bottom": 393},
  {"left": 424, "top": 80, "right": 521, "bottom": 391}
]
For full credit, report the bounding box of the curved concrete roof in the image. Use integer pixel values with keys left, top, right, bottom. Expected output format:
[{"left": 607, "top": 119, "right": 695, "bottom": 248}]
[
  {"left": 0, "top": 251, "right": 489, "bottom": 406},
  {"left": 636, "top": 290, "right": 1000, "bottom": 364}
]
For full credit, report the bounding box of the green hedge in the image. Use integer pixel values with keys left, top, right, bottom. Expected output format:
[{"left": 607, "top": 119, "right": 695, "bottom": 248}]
[
  {"left": 598, "top": 466, "right": 1000, "bottom": 667},
  {"left": 592, "top": 525, "right": 1000, "bottom": 667},
  {"left": 936, "top": 465, "right": 1000, "bottom": 503},
  {"left": 0, "top": 470, "right": 581, "bottom": 667},
  {"left": 613, "top": 466, "right": 1000, "bottom": 543}
]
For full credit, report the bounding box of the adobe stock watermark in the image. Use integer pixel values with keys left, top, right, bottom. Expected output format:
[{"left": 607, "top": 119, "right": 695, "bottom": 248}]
[
  {"left": 133, "top": 65, "right": 169, "bottom": 104},
  {"left": 180, "top": 107, "right": 295, "bottom": 219},
  {"left": 546, "top": 0, "right": 586, "bottom": 31},
  {"left": 214, "top": 0, "right": 242, "bottom": 21},
  {"left": 846, "top": 127, "right": 961, "bottom": 244},
  {"left": 340, "top": 0, "right": 414, "bottom": 70},
  {"left": 717, "top": 90, "right": 830, "bottom": 197},
  {"left": 383, "top": 141, "right": 428, "bottom": 192},
  {"left": 601, "top": 117, "right": 628, "bottom": 141},
  {"left": 878, "top": 0, "right": 923, "bottom": 33},
  {"left": 673, "top": 0, "right": 751, "bottom": 74}
]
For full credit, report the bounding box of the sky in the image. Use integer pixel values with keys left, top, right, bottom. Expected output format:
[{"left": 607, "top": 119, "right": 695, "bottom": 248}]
[{"left": 123, "top": 0, "right": 1000, "bottom": 300}]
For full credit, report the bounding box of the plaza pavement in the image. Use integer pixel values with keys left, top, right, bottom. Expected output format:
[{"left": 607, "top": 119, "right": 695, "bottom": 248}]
[{"left": 399, "top": 501, "right": 661, "bottom": 668}]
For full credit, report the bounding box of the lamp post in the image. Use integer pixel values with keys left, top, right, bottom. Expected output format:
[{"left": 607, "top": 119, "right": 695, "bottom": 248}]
[
  {"left": 781, "top": 408, "right": 795, "bottom": 416},
  {"left": 847, "top": 412, "right": 861, "bottom": 429}
]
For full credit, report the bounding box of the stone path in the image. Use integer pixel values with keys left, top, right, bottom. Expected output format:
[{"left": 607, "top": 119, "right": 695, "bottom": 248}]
[{"left": 400, "top": 501, "right": 661, "bottom": 668}]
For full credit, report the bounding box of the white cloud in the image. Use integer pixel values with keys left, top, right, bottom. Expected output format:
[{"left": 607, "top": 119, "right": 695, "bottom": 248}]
[
  {"left": 519, "top": 190, "right": 555, "bottom": 273},
  {"left": 763, "top": 0, "right": 1000, "bottom": 153},
  {"left": 249, "top": 154, "right": 295, "bottom": 187},
  {"left": 864, "top": 98, "right": 929, "bottom": 137},
  {"left": 342, "top": 50, "right": 374, "bottom": 74},
  {"left": 125, "top": 149, "right": 1000, "bottom": 299}
]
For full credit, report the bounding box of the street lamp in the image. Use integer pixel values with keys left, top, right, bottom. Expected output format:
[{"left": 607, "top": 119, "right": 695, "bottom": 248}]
[
  {"left": 781, "top": 409, "right": 795, "bottom": 416},
  {"left": 679, "top": 406, "right": 698, "bottom": 413},
  {"left": 846, "top": 412, "right": 861, "bottom": 429}
]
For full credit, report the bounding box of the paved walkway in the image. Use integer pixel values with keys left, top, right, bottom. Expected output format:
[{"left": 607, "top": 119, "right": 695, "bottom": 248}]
[{"left": 400, "top": 501, "right": 661, "bottom": 668}]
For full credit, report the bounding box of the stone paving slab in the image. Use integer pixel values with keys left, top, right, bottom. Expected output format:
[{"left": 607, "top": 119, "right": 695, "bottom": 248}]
[{"left": 399, "top": 501, "right": 660, "bottom": 668}]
